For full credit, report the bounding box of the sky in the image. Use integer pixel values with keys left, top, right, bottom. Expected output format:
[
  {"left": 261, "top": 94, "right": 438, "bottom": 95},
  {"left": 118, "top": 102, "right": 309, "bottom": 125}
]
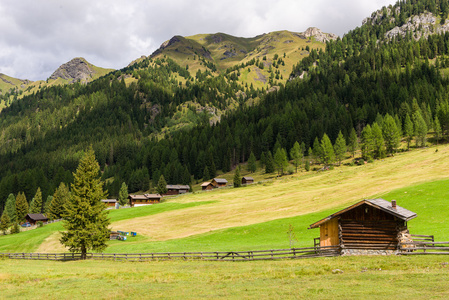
[{"left": 0, "top": 0, "right": 397, "bottom": 81}]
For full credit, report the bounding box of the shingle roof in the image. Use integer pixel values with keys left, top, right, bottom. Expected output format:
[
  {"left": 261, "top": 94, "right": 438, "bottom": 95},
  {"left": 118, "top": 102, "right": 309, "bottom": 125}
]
[
  {"left": 201, "top": 182, "right": 212, "bottom": 187},
  {"left": 213, "top": 178, "right": 228, "bottom": 183},
  {"left": 308, "top": 198, "right": 417, "bottom": 229},
  {"left": 242, "top": 176, "right": 254, "bottom": 180},
  {"left": 101, "top": 199, "right": 117, "bottom": 203},
  {"left": 166, "top": 184, "right": 190, "bottom": 190},
  {"left": 26, "top": 213, "right": 48, "bottom": 221},
  {"left": 128, "top": 194, "right": 162, "bottom": 200}
]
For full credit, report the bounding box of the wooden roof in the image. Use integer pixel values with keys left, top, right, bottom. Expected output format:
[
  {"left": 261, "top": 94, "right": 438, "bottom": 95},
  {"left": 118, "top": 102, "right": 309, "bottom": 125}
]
[
  {"left": 101, "top": 199, "right": 117, "bottom": 203},
  {"left": 201, "top": 182, "right": 212, "bottom": 187},
  {"left": 166, "top": 184, "right": 190, "bottom": 190},
  {"left": 242, "top": 176, "right": 254, "bottom": 180},
  {"left": 128, "top": 194, "right": 162, "bottom": 200},
  {"left": 308, "top": 199, "right": 417, "bottom": 229},
  {"left": 213, "top": 178, "right": 228, "bottom": 183},
  {"left": 26, "top": 213, "right": 48, "bottom": 221}
]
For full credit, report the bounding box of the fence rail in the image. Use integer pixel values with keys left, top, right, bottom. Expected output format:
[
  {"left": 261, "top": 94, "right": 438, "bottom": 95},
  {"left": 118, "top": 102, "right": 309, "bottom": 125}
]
[
  {"left": 0, "top": 246, "right": 339, "bottom": 262},
  {"left": 399, "top": 241, "right": 449, "bottom": 255}
]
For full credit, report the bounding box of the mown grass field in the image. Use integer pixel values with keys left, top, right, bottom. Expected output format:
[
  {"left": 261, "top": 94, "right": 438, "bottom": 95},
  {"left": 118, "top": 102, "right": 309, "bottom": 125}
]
[{"left": 1, "top": 256, "right": 448, "bottom": 299}]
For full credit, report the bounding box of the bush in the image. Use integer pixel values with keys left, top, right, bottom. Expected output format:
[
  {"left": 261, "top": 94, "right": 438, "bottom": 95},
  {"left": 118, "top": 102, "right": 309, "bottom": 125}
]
[
  {"left": 287, "top": 166, "right": 295, "bottom": 175},
  {"left": 10, "top": 223, "right": 20, "bottom": 234},
  {"left": 305, "top": 160, "right": 310, "bottom": 171},
  {"left": 37, "top": 221, "right": 44, "bottom": 228}
]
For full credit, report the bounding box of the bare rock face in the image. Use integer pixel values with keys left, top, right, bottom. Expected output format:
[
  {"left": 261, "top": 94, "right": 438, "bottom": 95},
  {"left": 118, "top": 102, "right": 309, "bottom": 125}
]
[
  {"left": 385, "top": 12, "right": 437, "bottom": 40},
  {"left": 302, "top": 27, "right": 338, "bottom": 43},
  {"left": 49, "top": 58, "right": 94, "bottom": 83}
]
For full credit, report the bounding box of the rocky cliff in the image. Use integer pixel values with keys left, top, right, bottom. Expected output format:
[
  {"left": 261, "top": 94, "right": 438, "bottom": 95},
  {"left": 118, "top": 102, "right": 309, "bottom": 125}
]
[{"left": 49, "top": 57, "right": 97, "bottom": 83}]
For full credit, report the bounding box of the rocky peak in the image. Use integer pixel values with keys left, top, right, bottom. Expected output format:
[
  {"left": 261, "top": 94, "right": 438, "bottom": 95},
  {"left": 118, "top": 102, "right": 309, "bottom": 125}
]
[
  {"left": 49, "top": 57, "right": 95, "bottom": 83},
  {"left": 384, "top": 12, "right": 439, "bottom": 41},
  {"left": 302, "top": 27, "right": 338, "bottom": 43}
]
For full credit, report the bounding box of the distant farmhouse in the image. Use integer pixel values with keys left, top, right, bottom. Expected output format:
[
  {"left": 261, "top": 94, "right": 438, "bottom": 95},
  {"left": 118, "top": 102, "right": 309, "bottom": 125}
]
[
  {"left": 309, "top": 199, "right": 417, "bottom": 255},
  {"left": 165, "top": 184, "right": 190, "bottom": 195},
  {"left": 201, "top": 182, "right": 214, "bottom": 191},
  {"left": 101, "top": 199, "right": 117, "bottom": 207},
  {"left": 211, "top": 178, "right": 228, "bottom": 188},
  {"left": 242, "top": 176, "right": 254, "bottom": 185},
  {"left": 128, "top": 194, "right": 162, "bottom": 207},
  {"left": 25, "top": 213, "right": 48, "bottom": 225}
]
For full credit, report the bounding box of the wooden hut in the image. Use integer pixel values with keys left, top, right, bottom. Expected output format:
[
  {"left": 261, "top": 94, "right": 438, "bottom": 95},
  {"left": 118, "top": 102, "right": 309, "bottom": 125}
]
[
  {"left": 25, "top": 213, "right": 48, "bottom": 225},
  {"left": 128, "top": 194, "right": 162, "bottom": 207},
  {"left": 211, "top": 178, "right": 228, "bottom": 188},
  {"left": 201, "top": 182, "right": 214, "bottom": 191},
  {"left": 101, "top": 199, "right": 117, "bottom": 207},
  {"left": 308, "top": 199, "right": 417, "bottom": 253},
  {"left": 165, "top": 185, "right": 190, "bottom": 195},
  {"left": 242, "top": 176, "right": 254, "bottom": 185}
]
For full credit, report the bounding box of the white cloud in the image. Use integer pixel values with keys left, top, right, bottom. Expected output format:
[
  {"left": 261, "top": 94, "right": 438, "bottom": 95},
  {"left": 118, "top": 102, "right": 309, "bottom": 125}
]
[{"left": 0, "top": 0, "right": 396, "bottom": 81}]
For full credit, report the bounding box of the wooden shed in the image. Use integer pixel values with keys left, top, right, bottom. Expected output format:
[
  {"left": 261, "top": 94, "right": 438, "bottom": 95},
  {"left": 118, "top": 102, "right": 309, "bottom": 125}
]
[
  {"left": 128, "top": 194, "right": 162, "bottom": 207},
  {"left": 25, "top": 213, "right": 48, "bottom": 225},
  {"left": 165, "top": 184, "right": 190, "bottom": 195},
  {"left": 308, "top": 199, "right": 417, "bottom": 252},
  {"left": 201, "top": 182, "right": 214, "bottom": 191},
  {"left": 211, "top": 178, "right": 228, "bottom": 188},
  {"left": 242, "top": 176, "right": 254, "bottom": 185},
  {"left": 101, "top": 199, "right": 117, "bottom": 207}
]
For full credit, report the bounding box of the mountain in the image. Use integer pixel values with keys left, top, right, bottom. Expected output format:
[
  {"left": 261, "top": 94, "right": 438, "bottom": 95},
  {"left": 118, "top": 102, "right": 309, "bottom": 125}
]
[
  {"left": 0, "top": 73, "right": 32, "bottom": 95},
  {"left": 48, "top": 57, "right": 114, "bottom": 84},
  {"left": 148, "top": 28, "right": 337, "bottom": 89}
]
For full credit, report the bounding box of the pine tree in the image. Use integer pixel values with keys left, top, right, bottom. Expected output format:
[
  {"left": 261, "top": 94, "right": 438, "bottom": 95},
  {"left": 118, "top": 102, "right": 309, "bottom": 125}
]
[
  {"left": 404, "top": 114, "right": 414, "bottom": 150},
  {"left": 15, "top": 192, "right": 29, "bottom": 223},
  {"left": 333, "top": 131, "right": 347, "bottom": 166},
  {"left": 4, "top": 194, "right": 17, "bottom": 224},
  {"left": 118, "top": 182, "right": 129, "bottom": 206},
  {"left": 372, "top": 122, "right": 386, "bottom": 159},
  {"left": 434, "top": 115, "right": 442, "bottom": 145},
  {"left": 265, "top": 151, "right": 275, "bottom": 173},
  {"left": 44, "top": 196, "right": 53, "bottom": 214},
  {"left": 60, "top": 148, "right": 110, "bottom": 259},
  {"left": 203, "top": 165, "right": 210, "bottom": 181},
  {"left": 156, "top": 175, "right": 168, "bottom": 195},
  {"left": 29, "top": 187, "right": 43, "bottom": 214},
  {"left": 274, "top": 148, "right": 288, "bottom": 176},
  {"left": 247, "top": 152, "right": 257, "bottom": 173},
  {"left": 361, "top": 125, "right": 374, "bottom": 160},
  {"left": 320, "top": 133, "right": 335, "bottom": 167},
  {"left": 312, "top": 137, "right": 322, "bottom": 163},
  {"left": 382, "top": 114, "right": 401, "bottom": 155},
  {"left": 290, "top": 141, "right": 302, "bottom": 173},
  {"left": 348, "top": 128, "right": 359, "bottom": 157},
  {"left": 414, "top": 111, "right": 428, "bottom": 147},
  {"left": 0, "top": 212, "right": 10, "bottom": 235},
  {"left": 233, "top": 166, "right": 241, "bottom": 188},
  {"left": 49, "top": 183, "right": 70, "bottom": 220}
]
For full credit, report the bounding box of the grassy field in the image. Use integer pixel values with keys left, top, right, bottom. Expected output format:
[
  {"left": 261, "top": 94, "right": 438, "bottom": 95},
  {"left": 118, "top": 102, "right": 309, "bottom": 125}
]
[
  {"left": 1, "top": 256, "right": 448, "bottom": 299},
  {"left": 1, "top": 144, "right": 449, "bottom": 254}
]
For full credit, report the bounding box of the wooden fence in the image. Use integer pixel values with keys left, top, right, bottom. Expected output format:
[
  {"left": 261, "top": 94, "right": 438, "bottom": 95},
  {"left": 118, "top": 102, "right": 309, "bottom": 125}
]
[
  {"left": 399, "top": 241, "right": 449, "bottom": 255},
  {"left": 0, "top": 246, "right": 339, "bottom": 262}
]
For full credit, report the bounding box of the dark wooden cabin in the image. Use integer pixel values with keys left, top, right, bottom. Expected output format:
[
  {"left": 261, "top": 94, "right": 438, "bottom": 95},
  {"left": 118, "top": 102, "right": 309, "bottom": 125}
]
[
  {"left": 309, "top": 199, "right": 417, "bottom": 252},
  {"left": 201, "top": 182, "right": 214, "bottom": 191},
  {"left": 242, "top": 176, "right": 254, "bottom": 185},
  {"left": 128, "top": 194, "right": 162, "bottom": 207},
  {"left": 165, "top": 185, "right": 190, "bottom": 195},
  {"left": 211, "top": 178, "right": 228, "bottom": 188},
  {"left": 101, "top": 199, "right": 117, "bottom": 207},
  {"left": 25, "top": 213, "right": 48, "bottom": 225}
]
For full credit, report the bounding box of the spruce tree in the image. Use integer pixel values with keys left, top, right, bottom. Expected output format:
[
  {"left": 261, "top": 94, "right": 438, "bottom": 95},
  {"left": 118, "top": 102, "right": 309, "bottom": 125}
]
[
  {"left": 274, "top": 148, "right": 288, "bottom": 176},
  {"left": 361, "top": 125, "right": 374, "bottom": 160},
  {"left": 348, "top": 128, "right": 359, "bottom": 157},
  {"left": 320, "top": 133, "right": 335, "bottom": 167},
  {"left": 44, "top": 195, "right": 53, "bottom": 214},
  {"left": 265, "top": 151, "right": 275, "bottom": 173},
  {"left": 247, "top": 152, "right": 257, "bottom": 173},
  {"left": 15, "top": 192, "right": 29, "bottom": 223},
  {"left": 29, "top": 187, "right": 43, "bottom": 214},
  {"left": 233, "top": 166, "right": 241, "bottom": 188},
  {"left": 333, "top": 131, "right": 347, "bottom": 166},
  {"left": 404, "top": 114, "right": 414, "bottom": 150},
  {"left": 49, "top": 182, "right": 70, "bottom": 220},
  {"left": 290, "top": 141, "right": 302, "bottom": 173},
  {"left": 156, "top": 175, "right": 168, "bottom": 195},
  {"left": 60, "top": 148, "right": 110, "bottom": 259},
  {"left": 118, "top": 182, "right": 129, "bottom": 206},
  {"left": 4, "top": 194, "right": 17, "bottom": 224},
  {"left": 372, "top": 122, "right": 386, "bottom": 159},
  {"left": 434, "top": 115, "right": 442, "bottom": 145},
  {"left": 0, "top": 212, "right": 10, "bottom": 235}
]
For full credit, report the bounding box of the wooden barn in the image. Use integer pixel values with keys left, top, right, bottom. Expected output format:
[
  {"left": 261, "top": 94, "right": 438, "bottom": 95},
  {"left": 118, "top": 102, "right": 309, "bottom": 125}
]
[
  {"left": 25, "top": 213, "right": 48, "bottom": 225},
  {"left": 211, "top": 178, "right": 228, "bottom": 188},
  {"left": 101, "top": 199, "right": 117, "bottom": 207},
  {"left": 128, "top": 194, "right": 162, "bottom": 207},
  {"left": 201, "top": 182, "right": 214, "bottom": 191},
  {"left": 165, "top": 184, "right": 190, "bottom": 195},
  {"left": 308, "top": 199, "right": 417, "bottom": 253},
  {"left": 242, "top": 176, "right": 254, "bottom": 185}
]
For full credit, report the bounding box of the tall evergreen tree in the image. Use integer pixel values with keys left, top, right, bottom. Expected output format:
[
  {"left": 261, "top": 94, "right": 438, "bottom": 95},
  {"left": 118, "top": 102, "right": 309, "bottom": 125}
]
[
  {"left": 274, "top": 148, "right": 288, "bottom": 176},
  {"left": 29, "top": 187, "right": 43, "bottom": 214},
  {"left": 414, "top": 111, "right": 428, "bottom": 147},
  {"left": 372, "top": 122, "right": 386, "bottom": 159},
  {"left": 434, "top": 115, "right": 442, "bottom": 145},
  {"left": 44, "top": 195, "right": 53, "bottom": 214},
  {"left": 382, "top": 114, "right": 401, "bottom": 155},
  {"left": 118, "top": 182, "right": 129, "bottom": 206},
  {"left": 361, "top": 125, "right": 374, "bottom": 160},
  {"left": 404, "top": 113, "right": 414, "bottom": 150},
  {"left": 0, "top": 212, "right": 10, "bottom": 235},
  {"left": 15, "top": 192, "right": 28, "bottom": 223},
  {"left": 333, "top": 131, "right": 347, "bottom": 166},
  {"left": 233, "top": 166, "right": 241, "bottom": 188},
  {"left": 4, "top": 194, "right": 17, "bottom": 224},
  {"left": 290, "top": 141, "right": 302, "bottom": 173},
  {"left": 49, "top": 183, "right": 70, "bottom": 220},
  {"left": 156, "top": 175, "right": 168, "bottom": 195},
  {"left": 60, "top": 148, "right": 110, "bottom": 259},
  {"left": 320, "top": 133, "right": 335, "bottom": 167},
  {"left": 348, "top": 128, "right": 359, "bottom": 158},
  {"left": 265, "top": 151, "right": 275, "bottom": 174},
  {"left": 247, "top": 152, "right": 257, "bottom": 173}
]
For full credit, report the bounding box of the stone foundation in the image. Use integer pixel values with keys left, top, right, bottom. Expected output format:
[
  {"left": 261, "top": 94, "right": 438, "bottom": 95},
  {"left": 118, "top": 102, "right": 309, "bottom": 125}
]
[{"left": 340, "top": 249, "right": 398, "bottom": 256}]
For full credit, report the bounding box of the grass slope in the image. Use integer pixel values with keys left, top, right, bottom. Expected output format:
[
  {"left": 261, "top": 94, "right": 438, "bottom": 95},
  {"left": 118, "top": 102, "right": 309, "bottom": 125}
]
[{"left": 2, "top": 144, "right": 449, "bottom": 253}]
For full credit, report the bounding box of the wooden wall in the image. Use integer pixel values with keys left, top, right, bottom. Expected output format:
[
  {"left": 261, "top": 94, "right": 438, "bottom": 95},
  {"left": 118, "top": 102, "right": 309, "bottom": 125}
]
[{"left": 320, "top": 218, "right": 339, "bottom": 247}]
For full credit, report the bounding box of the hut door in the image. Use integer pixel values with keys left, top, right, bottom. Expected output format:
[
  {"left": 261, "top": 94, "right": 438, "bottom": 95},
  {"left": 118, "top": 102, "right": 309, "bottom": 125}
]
[{"left": 320, "top": 218, "right": 339, "bottom": 247}]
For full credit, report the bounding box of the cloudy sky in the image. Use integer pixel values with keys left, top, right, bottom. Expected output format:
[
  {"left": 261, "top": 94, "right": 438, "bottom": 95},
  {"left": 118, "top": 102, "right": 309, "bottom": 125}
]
[{"left": 0, "top": 0, "right": 397, "bottom": 81}]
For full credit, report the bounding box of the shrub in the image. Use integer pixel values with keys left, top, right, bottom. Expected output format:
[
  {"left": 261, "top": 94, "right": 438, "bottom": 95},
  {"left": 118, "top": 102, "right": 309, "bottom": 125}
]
[{"left": 37, "top": 221, "right": 44, "bottom": 228}]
